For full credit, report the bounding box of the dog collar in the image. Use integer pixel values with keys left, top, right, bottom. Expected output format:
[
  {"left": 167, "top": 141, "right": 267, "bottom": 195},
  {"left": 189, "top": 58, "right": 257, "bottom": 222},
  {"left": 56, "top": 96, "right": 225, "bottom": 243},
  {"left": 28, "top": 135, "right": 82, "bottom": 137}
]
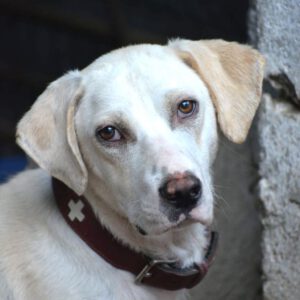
[{"left": 52, "top": 178, "right": 218, "bottom": 291}]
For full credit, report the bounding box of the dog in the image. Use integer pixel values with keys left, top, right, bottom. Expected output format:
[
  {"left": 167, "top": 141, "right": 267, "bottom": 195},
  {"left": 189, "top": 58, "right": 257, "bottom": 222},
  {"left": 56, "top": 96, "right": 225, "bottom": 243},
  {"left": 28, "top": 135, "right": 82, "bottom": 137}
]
[{"left": 0, "top": 39, "right": 264, "bottom": 300}]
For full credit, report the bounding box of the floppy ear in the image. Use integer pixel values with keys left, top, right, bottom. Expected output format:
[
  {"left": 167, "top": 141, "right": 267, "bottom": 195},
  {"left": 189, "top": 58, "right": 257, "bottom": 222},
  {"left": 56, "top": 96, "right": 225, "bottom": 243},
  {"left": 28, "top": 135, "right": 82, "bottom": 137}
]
[
  {"left": 169, "top": 39, "right": 265, "bottom": 143},
  {"left": 16, "top": 71, "right": 87, "bottom": 195}
]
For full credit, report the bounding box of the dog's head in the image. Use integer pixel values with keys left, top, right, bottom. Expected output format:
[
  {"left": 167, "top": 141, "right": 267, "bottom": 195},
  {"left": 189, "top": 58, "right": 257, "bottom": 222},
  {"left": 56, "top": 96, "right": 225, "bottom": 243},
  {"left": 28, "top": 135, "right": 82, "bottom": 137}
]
[{"left": 16, "top": 39, "right": 264, "bottom": 236}]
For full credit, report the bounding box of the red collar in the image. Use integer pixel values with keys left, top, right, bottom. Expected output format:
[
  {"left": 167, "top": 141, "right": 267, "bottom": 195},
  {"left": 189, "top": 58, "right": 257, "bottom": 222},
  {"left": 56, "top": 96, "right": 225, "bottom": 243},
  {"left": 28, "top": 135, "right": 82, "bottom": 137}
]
[{"left": 52, "top": 178, "right": 218, "bottom": 291}]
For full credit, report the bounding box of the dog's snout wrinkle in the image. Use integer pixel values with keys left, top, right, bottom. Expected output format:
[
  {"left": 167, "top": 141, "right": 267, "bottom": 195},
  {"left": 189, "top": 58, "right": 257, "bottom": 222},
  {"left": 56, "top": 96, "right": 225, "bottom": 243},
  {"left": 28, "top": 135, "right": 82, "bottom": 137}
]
[{"left": 159, "top": 173, "right": 202, "bottom": 209}]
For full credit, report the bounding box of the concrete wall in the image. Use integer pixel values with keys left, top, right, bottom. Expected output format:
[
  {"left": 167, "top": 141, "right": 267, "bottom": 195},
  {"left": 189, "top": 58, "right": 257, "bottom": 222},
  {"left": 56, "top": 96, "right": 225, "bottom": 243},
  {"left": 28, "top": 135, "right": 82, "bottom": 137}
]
[
  {"left": 192, "top": 135, "right": 262, "bottom": 300},
  {"left": 249, "top": 1, "right": 300, "bottom": 299}
]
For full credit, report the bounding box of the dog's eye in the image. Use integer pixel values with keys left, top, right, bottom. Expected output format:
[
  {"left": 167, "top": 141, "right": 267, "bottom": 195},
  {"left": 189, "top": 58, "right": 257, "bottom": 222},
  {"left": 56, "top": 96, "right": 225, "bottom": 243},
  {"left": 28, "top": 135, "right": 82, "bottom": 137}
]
[
  {"left": 177, "top": 100, "right": 196, "bottom": 118},
  {"left": 96, "top": 126, "right": 122, "bottom": 142}
]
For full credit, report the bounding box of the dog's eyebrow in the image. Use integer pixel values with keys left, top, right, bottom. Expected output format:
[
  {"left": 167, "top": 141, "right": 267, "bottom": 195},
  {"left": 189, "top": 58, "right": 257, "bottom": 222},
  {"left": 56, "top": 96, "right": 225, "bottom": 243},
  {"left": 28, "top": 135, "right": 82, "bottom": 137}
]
[{"left": 165, "top": 90, "right": 199, "bottom": 104}]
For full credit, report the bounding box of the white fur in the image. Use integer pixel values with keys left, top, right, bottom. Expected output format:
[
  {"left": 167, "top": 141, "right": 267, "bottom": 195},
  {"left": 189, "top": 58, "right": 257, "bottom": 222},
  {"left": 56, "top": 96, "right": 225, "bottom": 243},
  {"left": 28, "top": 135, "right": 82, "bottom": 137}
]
[{"left": 0, "top": 41, "right": 264, "bottom": 299}]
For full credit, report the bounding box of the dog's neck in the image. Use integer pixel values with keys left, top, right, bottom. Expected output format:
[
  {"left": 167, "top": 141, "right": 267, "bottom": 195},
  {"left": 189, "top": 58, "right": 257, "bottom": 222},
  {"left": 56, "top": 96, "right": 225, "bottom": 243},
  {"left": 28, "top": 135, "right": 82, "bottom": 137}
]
[{"left": 84, "top": 185, "right": 207, "bottom": 268}]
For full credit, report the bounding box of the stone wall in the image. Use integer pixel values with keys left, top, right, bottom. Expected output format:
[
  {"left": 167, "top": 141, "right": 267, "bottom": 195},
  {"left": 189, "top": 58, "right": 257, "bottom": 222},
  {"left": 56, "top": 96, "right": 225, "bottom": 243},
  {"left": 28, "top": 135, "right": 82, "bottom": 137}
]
[
  {"left": 192, "top": 135, "right": 262, "bottom": 300},
  {"left": 249, "top": 1, "right": 300, "bottom": 299}
]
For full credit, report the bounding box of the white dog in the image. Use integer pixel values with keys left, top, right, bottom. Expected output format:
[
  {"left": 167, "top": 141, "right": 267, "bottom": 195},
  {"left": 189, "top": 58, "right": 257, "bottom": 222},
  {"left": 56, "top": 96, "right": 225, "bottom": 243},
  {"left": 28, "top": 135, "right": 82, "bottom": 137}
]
[{"left": 0, "top": 39, "right": 264, "bottom": 300}]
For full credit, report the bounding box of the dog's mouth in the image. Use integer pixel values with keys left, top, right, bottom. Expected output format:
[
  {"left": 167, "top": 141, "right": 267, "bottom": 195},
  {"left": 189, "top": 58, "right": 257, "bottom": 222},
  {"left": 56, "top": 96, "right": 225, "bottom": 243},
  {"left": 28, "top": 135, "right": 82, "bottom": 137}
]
[
  {"left": 135, "top": 217, "right": 187, "bottom": 236},
  {"left": 135, "top": 224, "right": 148, "bottom": 236},
  {"left": 135, "top": 210, "right": 211, "bottom": 237}
]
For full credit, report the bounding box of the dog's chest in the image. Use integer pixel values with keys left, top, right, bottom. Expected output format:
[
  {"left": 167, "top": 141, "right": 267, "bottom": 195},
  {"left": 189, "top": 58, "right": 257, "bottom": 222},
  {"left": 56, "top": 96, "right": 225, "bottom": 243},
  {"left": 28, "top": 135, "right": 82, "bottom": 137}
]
[
  {"left": 52, "top": 253, "right": 187, "bottom": 300},
  {"left": 23, "top": 266, "right": 186, "bottom": 300}
]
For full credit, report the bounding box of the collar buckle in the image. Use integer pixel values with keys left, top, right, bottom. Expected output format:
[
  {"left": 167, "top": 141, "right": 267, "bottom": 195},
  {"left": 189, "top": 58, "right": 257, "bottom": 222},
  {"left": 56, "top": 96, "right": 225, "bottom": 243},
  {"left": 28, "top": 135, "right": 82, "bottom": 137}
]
[{"left": 135, "top": 259, "right": 177, "bottom": 284}]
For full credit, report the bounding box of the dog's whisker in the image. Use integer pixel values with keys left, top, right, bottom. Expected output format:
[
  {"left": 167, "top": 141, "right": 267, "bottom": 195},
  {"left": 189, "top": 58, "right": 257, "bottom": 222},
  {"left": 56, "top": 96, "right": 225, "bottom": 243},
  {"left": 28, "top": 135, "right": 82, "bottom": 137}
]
[
  {"left": 213, "top": 192, "right": 232, "bottom": 220},
  {"left": 213, "top": 184, "right": 230, "bottom": 190}
]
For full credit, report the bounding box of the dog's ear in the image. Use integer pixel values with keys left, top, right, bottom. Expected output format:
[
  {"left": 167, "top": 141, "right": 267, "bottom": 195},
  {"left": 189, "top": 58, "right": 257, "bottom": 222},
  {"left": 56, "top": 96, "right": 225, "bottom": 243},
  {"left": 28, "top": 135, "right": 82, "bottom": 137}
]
[
  {"left": 16, "top": 71, "right": 87, "bottom": 195},
  {"left": 169, "top": 39, "right": 265, "bottom": 143}
]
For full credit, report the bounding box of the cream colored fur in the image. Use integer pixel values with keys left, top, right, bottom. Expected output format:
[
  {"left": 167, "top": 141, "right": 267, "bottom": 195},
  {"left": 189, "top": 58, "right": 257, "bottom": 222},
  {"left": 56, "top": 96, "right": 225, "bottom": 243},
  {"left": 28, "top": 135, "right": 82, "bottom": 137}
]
[{"left": 0, "top": 39, "right": 264, "bottom": 300}]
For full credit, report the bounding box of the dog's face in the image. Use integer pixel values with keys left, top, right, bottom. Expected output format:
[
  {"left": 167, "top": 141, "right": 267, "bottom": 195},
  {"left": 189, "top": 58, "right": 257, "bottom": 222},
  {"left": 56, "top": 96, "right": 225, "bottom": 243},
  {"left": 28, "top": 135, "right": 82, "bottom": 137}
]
[
  {"left": 76, "top": 46, "right": 217, "bottom": 235},
  {"left": 16, "top": 39, "right": 265, "bottom": 237}
]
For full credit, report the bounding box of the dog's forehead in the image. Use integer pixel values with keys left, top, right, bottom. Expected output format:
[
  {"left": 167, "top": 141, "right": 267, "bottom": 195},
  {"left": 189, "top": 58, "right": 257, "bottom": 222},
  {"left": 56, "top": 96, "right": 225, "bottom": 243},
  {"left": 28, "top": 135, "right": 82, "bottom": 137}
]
[{"left": 82, "top": 44, "right": 209, "bottom": 110}]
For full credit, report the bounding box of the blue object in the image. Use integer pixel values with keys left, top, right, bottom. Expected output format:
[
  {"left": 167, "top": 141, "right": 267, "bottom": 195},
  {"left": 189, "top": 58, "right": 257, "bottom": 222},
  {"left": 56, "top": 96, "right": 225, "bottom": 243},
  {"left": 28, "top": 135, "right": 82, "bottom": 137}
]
[{"left": 0, "top": 156, "right": 27, "bottom": 183}]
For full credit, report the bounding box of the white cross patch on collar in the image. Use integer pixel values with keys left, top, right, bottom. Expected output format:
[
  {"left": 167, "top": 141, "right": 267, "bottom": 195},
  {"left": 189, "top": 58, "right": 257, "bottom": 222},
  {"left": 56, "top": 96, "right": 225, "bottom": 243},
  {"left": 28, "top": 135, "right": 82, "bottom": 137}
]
[{"left": 68, "top": 199, "right": 85, "bottom": 222}]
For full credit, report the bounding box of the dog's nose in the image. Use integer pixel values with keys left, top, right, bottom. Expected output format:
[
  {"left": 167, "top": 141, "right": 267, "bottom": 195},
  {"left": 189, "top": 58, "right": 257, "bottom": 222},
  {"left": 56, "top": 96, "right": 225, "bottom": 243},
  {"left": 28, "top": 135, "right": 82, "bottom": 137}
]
[{"left": 159, "top": 174, "right": 202, "bottom": 209}]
